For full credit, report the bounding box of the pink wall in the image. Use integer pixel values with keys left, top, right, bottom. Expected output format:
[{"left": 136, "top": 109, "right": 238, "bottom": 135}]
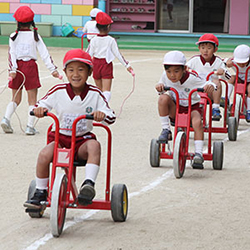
[{"left": 229, "top": 0, "right": 249, "bottom": 35}]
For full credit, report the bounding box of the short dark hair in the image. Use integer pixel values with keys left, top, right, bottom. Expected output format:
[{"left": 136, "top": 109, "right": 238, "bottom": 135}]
[
  {"left": 164, "top": 65, "right": 184, "bottom": 70},
  {"left": 96, "top": 23, "right": 109, "bottom": 32},
  {"left": 198, "top": 42, "right": 217, "bottom": 48}
]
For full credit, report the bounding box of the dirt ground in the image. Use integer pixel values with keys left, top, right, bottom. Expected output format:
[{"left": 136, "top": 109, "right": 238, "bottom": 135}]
[{"left": 0, "top": 45, "right": 250, "bottom": 250}]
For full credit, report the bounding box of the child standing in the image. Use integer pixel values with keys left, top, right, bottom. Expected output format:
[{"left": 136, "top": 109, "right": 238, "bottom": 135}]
[
  {"left": 86, "top": 12, "right": 133, "bottom": 102},
  {"left": 156, "top": 51, "right": 215, "bottom": 169},
  {"left": 1, "top": 6, "right": 59, "bottom": 135},
  {"left": 24, "top": 49, "right": 116, "bottom": 208},
  {"left": 226, "top": 44, "right": 250, "bottom": 122},
  {"left": 82, "top": 8, "right": 102, "bottom": 42},
  {"left": 186, "top": 33, "right": 231, "bottom": 121}
]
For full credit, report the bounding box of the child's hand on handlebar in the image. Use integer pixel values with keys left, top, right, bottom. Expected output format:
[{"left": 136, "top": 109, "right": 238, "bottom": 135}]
[
  {"left": 92, "top": 111, "right": 105, "bottom": 122},
  {"left": 155, "top": 83, "right": 165, "bottom": 93},
  {"left": 216, "top": 68, "right": 224, "bottom": 75},
  {"left": 33, "top": 107, "right": 48, "bottom": 118}
]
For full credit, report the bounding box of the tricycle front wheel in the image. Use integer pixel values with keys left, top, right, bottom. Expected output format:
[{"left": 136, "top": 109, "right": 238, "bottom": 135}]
[
  {"left": 50, "top": 173, "right": 68, "bottom": 237},
  {"left": 173, "top": 131, "right": 187, "bottom": 179}
]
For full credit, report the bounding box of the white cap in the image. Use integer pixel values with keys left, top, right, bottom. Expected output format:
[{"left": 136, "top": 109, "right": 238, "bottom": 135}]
[
  {"left": 90, "top": 8, "right": 102, "bottom": 17},
  {"left": 163, "top": 51, "right": 186, "bottom": 65},
  {"left": 234, "top": 44, "right": 250, "bottom": 63}
]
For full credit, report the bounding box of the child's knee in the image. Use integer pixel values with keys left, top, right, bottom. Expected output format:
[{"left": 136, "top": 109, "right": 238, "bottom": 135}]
[
  {"left": 213, "top": 79, "right": 221, "bottom": 89},
  {"left": 38, "top": 143, "right": 54, "bottom": 163},
  {"left": 158, "top": 94, "right": 171, "bottom": 106},
  {"left": 192, "top": 117, "right": 202, "bottom": 130},
  {"left": 88, "top": 140, "right": 101, "bottom": 155}
]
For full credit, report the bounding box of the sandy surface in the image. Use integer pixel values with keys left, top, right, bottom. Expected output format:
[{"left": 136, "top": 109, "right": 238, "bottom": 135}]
[{"left": 0, "top": 45, "right": 249, "bottom": 250}]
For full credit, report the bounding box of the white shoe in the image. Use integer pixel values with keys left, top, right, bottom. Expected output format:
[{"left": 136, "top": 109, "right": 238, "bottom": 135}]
[
  {"left": 1, "top": 117, "right": 13, "bottom": 133},
  {"left": 25, "top": 126, "right": 37, "bottom": 135}
]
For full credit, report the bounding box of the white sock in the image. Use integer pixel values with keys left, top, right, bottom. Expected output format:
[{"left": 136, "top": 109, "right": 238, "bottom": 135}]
[
  {"left": 27, "top": 105, "right": 35, "bottom": 127},
  {"left": 103, "top": 91, "right": 111, "bottom": 102},
  {"left": 36, "top": 177, "right": 49, "bottom": 190},
  {"left": 212, "top": 103, "right": 220, "bottom": 109},
  {"left": 194, "top": 140, "right": 203, "bottom": 155},
  {"left": 160, "top": 115, "right": 171, "bottom": 130},
  {"left": 4, "top": 101, "right": 17, "bottom": 120},
  {"left": 247, "top": 97, "right": 250, "bottom": 111},
  {"left": 228, "top": 83, "right": 234, "bottom": 99},
  {"left": 85, "top": 163, "right": 100, "bottom": 183}
]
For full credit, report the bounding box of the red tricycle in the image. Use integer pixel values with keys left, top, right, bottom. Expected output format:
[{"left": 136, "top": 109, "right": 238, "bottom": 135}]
[
  {"left": 25, "top": 112, "right": 128, "bottom": 237},
  {"left": 228, "top": 64, "right": 250, "bottom": 138},
  {"left": 201, "top": 71, "right": 238, "bottom": 141},
  {"left": 150, "top": 87, "right": 224, "bottom": 178}
]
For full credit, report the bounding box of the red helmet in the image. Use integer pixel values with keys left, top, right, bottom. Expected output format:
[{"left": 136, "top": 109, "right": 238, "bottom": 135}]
[
  {"left": 96, "top": 12, "right": 113, "bottom": 25},
  {"left": 196, "top": 33, "right": 219, "bottom": 47},
  {"left": 63, "top": 49, "right": 93, "bottom": 69},
  {"left": 13, "top": 6, "right": 34, "bottom": 23}
]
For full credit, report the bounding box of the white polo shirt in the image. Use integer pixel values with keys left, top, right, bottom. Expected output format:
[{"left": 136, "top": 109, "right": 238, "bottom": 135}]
[
  {"left": 36, "top": 83, "right": 116, "bottom": 137},
  {"left": 186, "top": 55, "right": 230, "bottom": 80},
  {"left": 159, "top": 71, "right": 215, "bottom": 107}
]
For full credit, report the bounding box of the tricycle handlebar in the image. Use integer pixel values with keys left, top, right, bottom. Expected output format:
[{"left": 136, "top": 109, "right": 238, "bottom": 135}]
[{"left": 30, "top": 110, "right": 94, "bottom": 120}]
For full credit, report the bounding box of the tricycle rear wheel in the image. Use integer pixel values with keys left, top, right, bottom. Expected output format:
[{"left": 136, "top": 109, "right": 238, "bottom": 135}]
[
  {"left": 26, "top": 180, "right": 45, "bottom": 218},
  {"left": 111, "top": 184, "right": 128, "bottom": 222},
  {"left": 150, "top": 139, "right": 160, "bottom": 167},
  {"left": 228, "top": 116, "right": 237, "bottom": 141},
  {"left": 212, "top": 141, "right": 224, "bottom": 170}
]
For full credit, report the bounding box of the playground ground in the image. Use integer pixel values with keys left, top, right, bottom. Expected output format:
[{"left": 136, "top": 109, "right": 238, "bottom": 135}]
[{"left": 0, "top": 45, "right": 249, "bottom": 250}]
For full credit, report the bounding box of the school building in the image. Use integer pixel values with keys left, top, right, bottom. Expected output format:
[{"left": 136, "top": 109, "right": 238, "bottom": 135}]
[{"left": 0, "top": 0, "right": 249, "bottom": 37}]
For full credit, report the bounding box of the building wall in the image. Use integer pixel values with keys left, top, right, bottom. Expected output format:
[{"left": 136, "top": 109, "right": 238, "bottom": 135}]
[
  {"left": 229, "top": 0, "right": 249, "bottom": 35},
  {"left": 0, "top": 0, "right": 94, "bottom": 36}
]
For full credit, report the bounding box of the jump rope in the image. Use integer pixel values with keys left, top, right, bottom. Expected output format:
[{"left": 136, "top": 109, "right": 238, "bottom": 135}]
[{"left": 117, "top": 69, "right": 135, "bottom": 118}]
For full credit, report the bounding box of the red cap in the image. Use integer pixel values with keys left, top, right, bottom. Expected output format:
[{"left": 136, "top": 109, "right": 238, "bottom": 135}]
[
  {"left": 196, "top": 33, "right": 219, "bottom": 47},
  {"left": 63, "top": 49, "right": 93, "bottom": 69},
  {"left": 13, "top": 6, "right": 34, "bottom": 23},
  {"left": 96, "top": 12, "right": 113, "bottom": 25}
]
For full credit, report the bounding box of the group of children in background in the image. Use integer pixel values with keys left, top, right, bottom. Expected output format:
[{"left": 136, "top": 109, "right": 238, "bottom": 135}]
[{"left": 2, "top": 6, "right": 250, "bottom": 208}]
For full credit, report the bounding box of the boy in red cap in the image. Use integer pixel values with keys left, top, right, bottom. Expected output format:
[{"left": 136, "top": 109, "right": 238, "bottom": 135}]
[
  {"left": 186, "top": 33, "right": 231, "bottom": 121},
  {"left": 86, "top": 12, "right": 133, "bottom": 102},
  {"left": 1, "top": 6, "right": 60, "bottom": 135},
  {"left": 24, "top": 49, "right": 116, "bottom": 208}
]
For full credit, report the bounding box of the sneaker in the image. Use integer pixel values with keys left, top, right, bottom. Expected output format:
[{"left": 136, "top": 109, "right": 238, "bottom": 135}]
[
  {"left": 1, "top": 117, "right": 13, "bottom": 133},
  {"left": 220, "top": 97, "right": 230, "bottom": 108},
  {"left": 25, "top": 126, "right": 37, "bottom": 135},
  {"left": 192, "top": 153, "right": 204, "bottom": 169},
  {"left": 78, "top": 179, "right": 95, "bottom": 205},
  {"left": 158, "top": 129, "right": 172, "bottom": 143},
  {"left": 246, "top": 111, "right": 250, "bottom": 123},
  {"left": 212, "top": 108, "right": 221, "bottom": 121},
  {"left": 23, "top": 189, "right": 48, "bottom": 209}
]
